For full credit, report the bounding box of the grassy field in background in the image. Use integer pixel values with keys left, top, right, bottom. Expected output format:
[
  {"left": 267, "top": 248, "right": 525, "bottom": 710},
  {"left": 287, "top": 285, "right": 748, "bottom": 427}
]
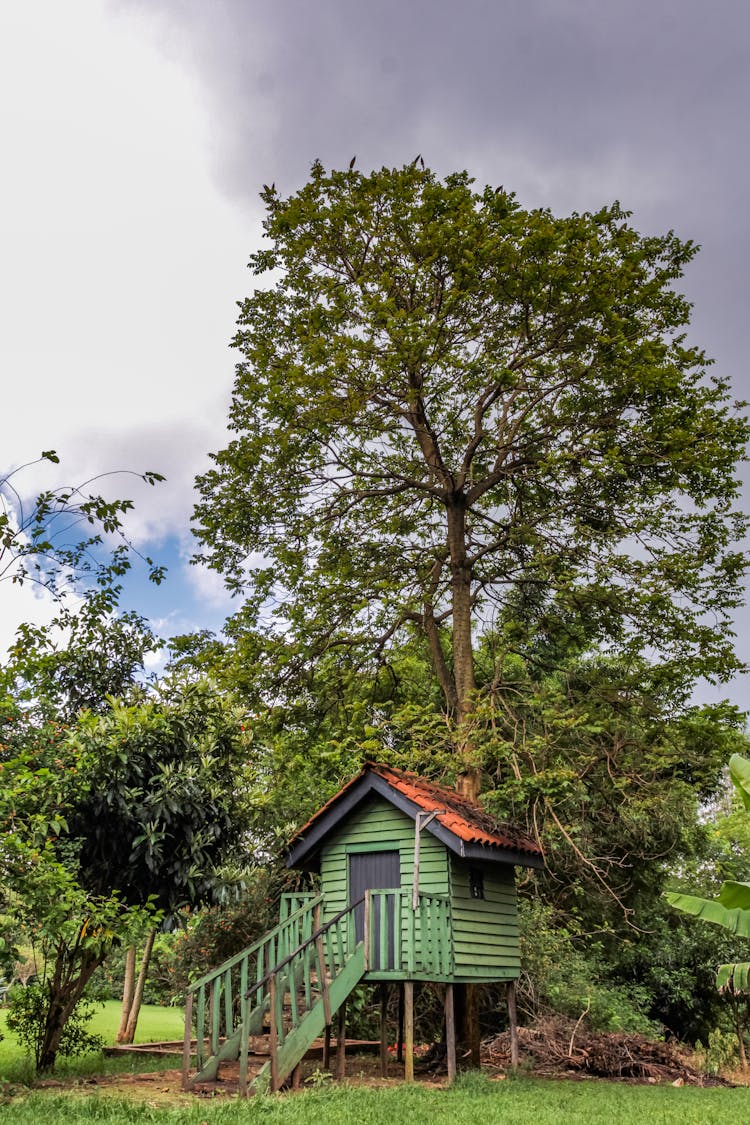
[
  {"left": 0, "top": 1000, "right": 185, "bottom": 1084},
  {"left": 83, "top": 1001, "right": 185, "bottom": 1044}
]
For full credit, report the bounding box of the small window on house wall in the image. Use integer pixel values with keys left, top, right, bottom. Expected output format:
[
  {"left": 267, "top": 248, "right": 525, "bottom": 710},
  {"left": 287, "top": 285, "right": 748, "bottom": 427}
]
[{"left": 469, "top": 867, "right": 484, "bottom": 899}]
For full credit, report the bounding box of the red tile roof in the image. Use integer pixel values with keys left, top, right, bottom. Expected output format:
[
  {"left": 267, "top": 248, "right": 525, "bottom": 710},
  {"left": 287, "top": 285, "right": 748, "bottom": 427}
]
[
  {"left": 289, "top": 761, "right": 542, "bottom": 861},
  {"left": 369, "top": 763, "right": 541, "bottom": 857}
]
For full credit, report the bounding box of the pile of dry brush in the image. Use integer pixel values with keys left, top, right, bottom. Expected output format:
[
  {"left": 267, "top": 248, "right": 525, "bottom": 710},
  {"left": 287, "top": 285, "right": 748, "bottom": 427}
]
[{"left": 483, "top": 1015, "right": 730, "bottom": 1087}]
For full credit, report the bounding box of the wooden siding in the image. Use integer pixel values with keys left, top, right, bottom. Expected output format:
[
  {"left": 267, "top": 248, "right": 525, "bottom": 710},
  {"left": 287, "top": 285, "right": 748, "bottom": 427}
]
[
  {"left": 320, "top": 794, "right": 449, "bottom": 914},
  {"left": 318, "top": 794, "right": 520, "bottom": 982},
  {"left": 320, "top": 794, "right": 449, "bottom": 972},
  {"left": 449, "top": 854, "right": 519, "bottom": 979}
]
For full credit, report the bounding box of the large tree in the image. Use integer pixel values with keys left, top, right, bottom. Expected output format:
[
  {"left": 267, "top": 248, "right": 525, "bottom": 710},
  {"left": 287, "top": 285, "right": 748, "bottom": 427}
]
[{"left": 195, "top": 162, "right": 748, "bottom": 796}]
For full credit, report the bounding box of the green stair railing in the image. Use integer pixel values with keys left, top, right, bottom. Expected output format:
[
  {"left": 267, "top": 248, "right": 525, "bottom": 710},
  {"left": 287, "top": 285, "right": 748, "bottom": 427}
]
[
  {"left": 182, "top": 889, "right": 454, "bottom": 1094},
  {"left": 279, "top": 891, "right": 318, "bottom": 921},
  {"left": 182, "top": 893, "right": 323, "bottom": 1088},
  {"left": 241, "top": 895, "right": 367, "bottom": 1094}
]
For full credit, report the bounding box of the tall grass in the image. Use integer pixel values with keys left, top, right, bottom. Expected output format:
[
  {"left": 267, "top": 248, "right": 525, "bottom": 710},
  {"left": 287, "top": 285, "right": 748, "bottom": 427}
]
[{"left": 4, "top": 1076, "right": 750, "bottom": 1125}]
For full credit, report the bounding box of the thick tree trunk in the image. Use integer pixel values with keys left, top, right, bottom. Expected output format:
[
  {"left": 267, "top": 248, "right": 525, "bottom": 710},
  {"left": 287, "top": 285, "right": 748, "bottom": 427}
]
[
  {"left": 446, "top": 496, "right": 480, "bottom": 802},
  {"left": 446, "top": 497, "right": 475, "bottom": 713},
  {"left": 452, "top": 982, "right": 481, "bottom": 1070},
  {"left": 38, "top": 1005, "right": 68, "bottom": 1073},
  {"left": 120, "top": 929, "right": 157, "bottom": 1044},
  {"left": 420, "top": 496, "right": 484, "bottom": 1062},
  {"left": 441, "top": 496, "right": 483, "bottom": 1054},
  {"left": 730, "top": 998, "right": 748, "bottom": 1071},
  {"left": 116, "top": 945, "right": 137, "bottom": 1043}
]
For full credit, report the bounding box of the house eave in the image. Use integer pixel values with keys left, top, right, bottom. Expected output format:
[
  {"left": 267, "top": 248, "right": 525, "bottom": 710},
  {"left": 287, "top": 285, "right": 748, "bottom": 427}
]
[{"left": 286, "top": 772, "right": 542, "bottom": 870}]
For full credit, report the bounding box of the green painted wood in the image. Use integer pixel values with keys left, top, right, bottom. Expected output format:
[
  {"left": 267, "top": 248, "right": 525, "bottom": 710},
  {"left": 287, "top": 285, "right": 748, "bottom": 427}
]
[
  {"left": 185, "top": 894, "right": 325, "bottom": 1087},
  {"left": 320, "top": 795, "right": 451, "bottom": 977},
  {"left": 320, "top": 796, "right": 449, "bottom": 915},
  {"left": 192, "top": 1026, "right": 243, "bottom": 1084},
  {"left": 449, "top": 854, "right": 520, "bottom": 976},
  {"left": 223, "top": 968, "right": 232, "bottom": 1036},
  {"left": 240, "top": 956, "right": 248, "bottom": 1029},
  {"left": 279, "top": 892, "right": 317, "bottom": 922},
  {"left": 211, "top": 980, "right": 221, "bottom": 1053},
  {"left": 253, "top": 943, "right": 367, "bottom": 1093},
  {"left": 288, "top": 964, "right": 299, "bottom": 1027},
  {"left": 191, "top": 783, "right": 526, "bottom": 1098},
  {"left": 335, "top": 917, "right": 345, "bottom": 969},
  {"left": 407, "top": 900, "right": 416, "bottom": 974},
  {"left": 238, "top": 1007, "right": 249, "bottom": 1096},
  {"left": 297, "top": 793, "right": 523, "bottom": 986},
  {"left": 196, "top": 984, "right": 205, "bottom": 1070},
  {"left": 303, "top": 946, "right": 312, "bottom": 1008},
  {"left": 450, "top": 967, "right": 519, "bottom": 980},
  {"left": 275, "top": 971, "right": 285, "bottom": 1045}
]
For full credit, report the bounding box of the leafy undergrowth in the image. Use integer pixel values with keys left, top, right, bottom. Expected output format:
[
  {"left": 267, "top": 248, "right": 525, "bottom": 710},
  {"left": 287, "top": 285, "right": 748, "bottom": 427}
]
[{"left": 3, "top": 1074, "right": 750, "bottom": 1124}]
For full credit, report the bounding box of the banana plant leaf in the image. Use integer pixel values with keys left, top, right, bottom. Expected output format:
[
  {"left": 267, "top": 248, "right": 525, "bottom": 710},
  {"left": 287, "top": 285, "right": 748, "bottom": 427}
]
[
  {"left": 665, "top": 891, "right": 750, "bottom": 937},
  {"left": 665, "top": 755, "right": 750, "bottom": 994},
  {"left": 729, "top": 753, "right": 750, "bottom": 812},
  {"left": 717, "top": 881, "right": 750, "bottom": 910},
  {"left": 717, "top": 962, "right": 750, "bottom": 992}
]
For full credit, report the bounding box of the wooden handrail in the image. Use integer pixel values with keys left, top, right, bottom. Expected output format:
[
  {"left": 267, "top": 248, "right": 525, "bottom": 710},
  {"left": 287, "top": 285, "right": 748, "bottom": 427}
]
[
  {"left": 244, "top": 895, "right": 365, "bottom": 1001},
  {"left": 186, "top": 893, "right": 324, "bottom": 993}
]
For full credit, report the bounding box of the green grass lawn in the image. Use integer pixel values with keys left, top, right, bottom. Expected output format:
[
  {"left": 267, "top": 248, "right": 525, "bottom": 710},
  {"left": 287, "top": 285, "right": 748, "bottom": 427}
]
[
  {"left": 0, "top": 1000, "right": 185, "bottom": 1084},
  {"left": 84, "top": 1001, "right": 185, "bottom": 1044},
  {"left": 3, "top": 1075, "right": 750, "bottom": 1125}
]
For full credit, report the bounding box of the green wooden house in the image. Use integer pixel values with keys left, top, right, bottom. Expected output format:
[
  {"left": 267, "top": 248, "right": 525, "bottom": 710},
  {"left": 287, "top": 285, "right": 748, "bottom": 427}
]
[
  {"left": 287, "top": 763, "right": 542, "bottom": 983},
  {"left": 183, "top": 763, "right": 542, "bottom": 1094}
]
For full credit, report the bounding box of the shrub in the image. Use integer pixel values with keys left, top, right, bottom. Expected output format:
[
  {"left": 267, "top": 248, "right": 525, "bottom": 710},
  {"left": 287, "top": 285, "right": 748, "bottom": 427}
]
[
  {"left": 696, "top": 1026, "right": 742, "bottom": 1075},
  {"left": 161, "top": 867, "right": 299, "bottom": 1000},
  {"left": 5, "top": 983, "right": 103, "bottom": 1070},
  {"left": 519, "top": 900, "right": 658, "bottom": 1035}
]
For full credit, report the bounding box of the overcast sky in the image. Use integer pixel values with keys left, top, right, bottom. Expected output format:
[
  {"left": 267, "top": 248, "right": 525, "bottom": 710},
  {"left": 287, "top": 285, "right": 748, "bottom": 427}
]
[{"left": 2, "top": 0, "right": 749, "bottom": 706}]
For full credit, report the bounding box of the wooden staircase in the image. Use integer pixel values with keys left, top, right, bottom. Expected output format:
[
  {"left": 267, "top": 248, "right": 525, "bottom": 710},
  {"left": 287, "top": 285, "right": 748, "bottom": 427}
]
[{"left": 182, "top": 894, "right": 367, "bottom": 1094}]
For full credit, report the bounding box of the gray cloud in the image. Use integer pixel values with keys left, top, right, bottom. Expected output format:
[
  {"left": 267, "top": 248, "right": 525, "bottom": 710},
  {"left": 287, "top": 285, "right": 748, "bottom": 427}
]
[
  {"left": 114, "top": 0, "right": 750, "bottom": 363},
  {"left": 114, "top": 3, "right": 747, "bottom": 203},
  {"left": 111, "top": 0, "right": 750, "bottom": 703}
]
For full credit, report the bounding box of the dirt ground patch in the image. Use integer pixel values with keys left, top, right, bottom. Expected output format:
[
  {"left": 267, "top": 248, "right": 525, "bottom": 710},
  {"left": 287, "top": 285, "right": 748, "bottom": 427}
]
[
  {"left": 28, "top": 1021, "right": 747, "bottom": 1108},
  {"left": 33, "top": 1053, "right": 448, "bottom": 1107},
  {"left": 36, "top": 1067, "right": 194, "bottom": 1107}
]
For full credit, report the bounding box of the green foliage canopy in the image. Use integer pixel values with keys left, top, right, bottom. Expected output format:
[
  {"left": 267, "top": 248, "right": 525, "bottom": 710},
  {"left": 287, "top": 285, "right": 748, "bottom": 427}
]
[
  {"left": 65, "top": 681, "right": 252, "bottom": 924},
  {"left": 195, "top": 162, "right": 748, "bottom": 754},
  {"left": 0, "top": 680, "right": 252, "bottom": 1069}
]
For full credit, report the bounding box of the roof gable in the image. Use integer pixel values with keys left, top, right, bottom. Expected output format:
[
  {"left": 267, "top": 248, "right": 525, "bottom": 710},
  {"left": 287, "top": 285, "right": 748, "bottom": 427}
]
[{"left": 286, "top": 763, "right": 543, "bottom": 870}]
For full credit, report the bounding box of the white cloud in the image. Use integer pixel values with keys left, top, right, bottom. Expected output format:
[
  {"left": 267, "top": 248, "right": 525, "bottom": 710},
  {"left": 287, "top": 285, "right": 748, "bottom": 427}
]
[
  {"left": 0, "top": 577, "right": 58, "bottom": 657},
  {"left": 0, "top": 1, "right": 262, "bottom": 645},
  {"left": 182, "top": 553, "right": 235, "bottom": 612},
  {"left": 0, "top": 0, "right": 255, "bottom": 475}
]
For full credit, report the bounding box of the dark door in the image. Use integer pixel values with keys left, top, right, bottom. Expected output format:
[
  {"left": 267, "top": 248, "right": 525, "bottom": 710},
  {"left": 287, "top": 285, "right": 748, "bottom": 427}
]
[{"left": 349, "top": 850, "right": 400, "bottom": 970}]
